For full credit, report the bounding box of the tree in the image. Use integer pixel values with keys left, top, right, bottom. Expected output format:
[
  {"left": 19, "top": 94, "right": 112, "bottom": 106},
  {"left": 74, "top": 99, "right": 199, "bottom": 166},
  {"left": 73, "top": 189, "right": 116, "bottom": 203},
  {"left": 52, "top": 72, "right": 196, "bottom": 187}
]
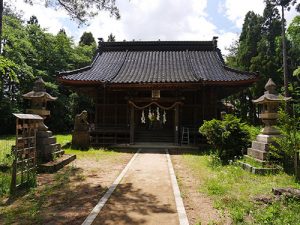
[
  {"left": 27, "top": 15, "right": 39, "bottom": 25},
  {"left": 237, "top": 11, "right": 262, "bottom": 71},
  {"left": 0, "top": 13, "right": 96, "bottom": 134},
  {"left": 270, "top": 0, "right": 300, "bottom": 97},
  {"left": 287, "top": 16, "right": 300, "bottom": 79},
  {"left": 226, "top": 1, "right": 283, "bottom": 123},
  {"left": 23, "top": 0, "right": 120, "bottom": 24},
  {"left": 107, "top": 33, "right": 116, "bottom": 42},
  {"left": 79, "top": 32, "right": 96, "bottom": 46},
  {"left": 0, "top": 0, "right": 120, "bottom": 54}
]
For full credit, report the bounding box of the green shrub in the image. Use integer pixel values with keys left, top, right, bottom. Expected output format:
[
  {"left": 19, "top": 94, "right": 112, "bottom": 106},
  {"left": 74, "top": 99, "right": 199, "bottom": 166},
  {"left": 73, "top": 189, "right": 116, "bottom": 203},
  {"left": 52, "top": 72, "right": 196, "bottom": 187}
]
[
  {"left": 199, "top": 114, "right": 251, "bottom": 163},
  {"left": 269, "top": 108, "right": 300, "bottom": 179}
]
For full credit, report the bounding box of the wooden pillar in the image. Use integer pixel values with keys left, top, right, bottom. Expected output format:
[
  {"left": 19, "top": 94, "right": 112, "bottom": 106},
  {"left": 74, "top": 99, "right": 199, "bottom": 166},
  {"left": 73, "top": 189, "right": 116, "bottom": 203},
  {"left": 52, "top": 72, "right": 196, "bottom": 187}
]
[
  {"left": 95, "top": 90, "right": 99, "bottom": 126},
  {"left": 174, "top": 104, "right": 179, "bottom": 145},
  {"left": 102, "top": 87, "right": 106, "bottom": 125},
  {"left": 130, "top": 104, "right": 135, "bottom": 144}
]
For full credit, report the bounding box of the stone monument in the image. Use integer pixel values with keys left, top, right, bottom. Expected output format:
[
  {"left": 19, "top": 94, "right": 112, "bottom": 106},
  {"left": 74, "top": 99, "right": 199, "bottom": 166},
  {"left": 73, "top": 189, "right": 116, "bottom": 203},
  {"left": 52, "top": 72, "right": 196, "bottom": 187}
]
[
  {"left": 72, "top": 110, "right": 90, "bottom": 149},
  {"left": 247, "top": 78, "right": 291, "bottom": 162}
]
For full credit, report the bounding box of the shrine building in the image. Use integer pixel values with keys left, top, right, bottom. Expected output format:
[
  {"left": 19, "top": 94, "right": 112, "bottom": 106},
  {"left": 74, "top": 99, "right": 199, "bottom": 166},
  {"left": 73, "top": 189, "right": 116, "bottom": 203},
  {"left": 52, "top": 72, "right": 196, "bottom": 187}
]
[{"left": 57, "top": 38, "right": 258, "bottom": 146}]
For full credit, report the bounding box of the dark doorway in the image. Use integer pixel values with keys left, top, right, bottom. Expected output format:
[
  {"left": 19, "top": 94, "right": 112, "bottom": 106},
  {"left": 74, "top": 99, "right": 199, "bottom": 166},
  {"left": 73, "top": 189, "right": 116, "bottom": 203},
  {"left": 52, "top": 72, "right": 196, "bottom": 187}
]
[{"left": 135, "top": 108, "right": 174, "bottom": 142}]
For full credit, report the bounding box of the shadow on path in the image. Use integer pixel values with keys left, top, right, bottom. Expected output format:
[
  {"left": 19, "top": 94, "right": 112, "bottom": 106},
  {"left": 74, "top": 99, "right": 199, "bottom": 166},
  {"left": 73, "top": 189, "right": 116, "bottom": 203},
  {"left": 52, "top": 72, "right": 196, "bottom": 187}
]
[{"left": 93, "top": 183, "right": 176, "bottom": 225}]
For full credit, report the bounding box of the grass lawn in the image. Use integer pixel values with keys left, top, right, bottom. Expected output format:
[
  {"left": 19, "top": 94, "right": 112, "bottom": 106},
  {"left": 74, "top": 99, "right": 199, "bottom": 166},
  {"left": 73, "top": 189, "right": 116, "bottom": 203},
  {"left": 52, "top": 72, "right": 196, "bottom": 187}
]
[
  {"left": 55, "top": 134, "right": 120, "bottom": 160},
  {"left": 181, "top": 153, "right": 300, "bottom": 224}
]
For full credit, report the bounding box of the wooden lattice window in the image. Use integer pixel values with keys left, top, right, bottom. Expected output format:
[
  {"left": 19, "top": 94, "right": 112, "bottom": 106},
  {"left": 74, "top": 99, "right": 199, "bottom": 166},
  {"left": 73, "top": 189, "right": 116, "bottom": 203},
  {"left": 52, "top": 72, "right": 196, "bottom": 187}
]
[{"left": 11, "top": 114, "right": 42, "bottom": 193}]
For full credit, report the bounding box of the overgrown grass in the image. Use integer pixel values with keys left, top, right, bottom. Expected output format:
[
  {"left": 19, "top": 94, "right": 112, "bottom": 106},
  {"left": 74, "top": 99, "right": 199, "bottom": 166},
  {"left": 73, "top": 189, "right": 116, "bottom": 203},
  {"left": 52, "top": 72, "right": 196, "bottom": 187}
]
[
  {"left": 0, "top": 136, "right": 14, "bottom": 197},
  {"left": 0, "top": 165, "right": 83, "bottom": 224},
  {"left": 0, "top": 135, "right": 14, "bottom": 165},
  {"left": 182, "top": 153, "right": 300, "bottom": 224}
]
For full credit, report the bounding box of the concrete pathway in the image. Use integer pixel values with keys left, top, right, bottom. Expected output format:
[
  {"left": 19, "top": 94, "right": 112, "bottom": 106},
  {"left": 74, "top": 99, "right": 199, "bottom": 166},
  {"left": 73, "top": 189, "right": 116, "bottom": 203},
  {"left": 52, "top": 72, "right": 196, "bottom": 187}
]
[{"left": 85, "top": 150, "right": 187, "bottom": 225}]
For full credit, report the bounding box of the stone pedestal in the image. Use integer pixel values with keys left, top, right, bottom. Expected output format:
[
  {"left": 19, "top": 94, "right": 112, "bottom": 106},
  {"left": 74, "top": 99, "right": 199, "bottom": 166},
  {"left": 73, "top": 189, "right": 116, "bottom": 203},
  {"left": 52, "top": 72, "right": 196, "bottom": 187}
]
[
  {"left": 37, "top": 130, "right": 64, "bottom": 162},
  {"left": 247, "top": 134, "right": 280, "bottom": 162},
  {"left": 72, "top": 131, "right": 90, "bottom": 149}
]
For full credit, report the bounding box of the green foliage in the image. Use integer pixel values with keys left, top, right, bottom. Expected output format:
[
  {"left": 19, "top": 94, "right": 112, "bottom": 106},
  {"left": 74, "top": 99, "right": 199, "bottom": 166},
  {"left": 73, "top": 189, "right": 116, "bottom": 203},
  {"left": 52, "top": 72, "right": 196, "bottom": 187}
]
[
  {"left": 269, "top": 108, "right": 300, "bottom": 178},
  {"left": 293, "top": 66, "right": 300, "bottom": 76},
  {"left": 199, "top": 115, "right": 251, "bottom": 162},
  {"left": 0, "top": 13, "right": 96, "bottom": 134},
  {"left": 254, "top": 197, "right": 300, "bottom": 225},
  {"left": 79, "top": 32, "right": 96, "bottom": 46},
  {"left": 244, "top": 125, "right": 261, "bottom": 141},
  {"left": 0, "top": 171, "right": 11, "bottom": 196},
  {"left": 0, "top": 136, "right": 14, "bottom": 196},
  {"left": 288, "top": 16, "right": 300, "bottom": 47},
  {"left": 274, "top": 108, "right": 299, "bottom": 158},
  {"left": 225, "top": 1, "right": 300, "bottom": 124},
  {"left": 182, "top": 153, "right": 300, "bottom": 224}
]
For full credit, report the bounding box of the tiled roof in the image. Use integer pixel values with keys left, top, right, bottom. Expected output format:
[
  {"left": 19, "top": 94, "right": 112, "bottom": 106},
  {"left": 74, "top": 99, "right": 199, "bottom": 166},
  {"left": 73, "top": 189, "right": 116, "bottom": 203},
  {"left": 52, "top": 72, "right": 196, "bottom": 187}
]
[{"left": 58, "top": 40, "right": 258, "bottom": 85}]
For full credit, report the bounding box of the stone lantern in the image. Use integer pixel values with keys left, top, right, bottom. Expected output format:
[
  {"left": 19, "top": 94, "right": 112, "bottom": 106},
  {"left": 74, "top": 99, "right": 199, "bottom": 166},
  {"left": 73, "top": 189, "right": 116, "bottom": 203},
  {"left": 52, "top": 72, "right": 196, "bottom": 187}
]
[
  {"left": 22, "top": 78, "right": 62, "bottom": 162},
  {"left": 22, "top": 77, "right": 57, "bottom": 130},
  {"left": 247, "top": 78, "right": 291, "bottom": 161}
]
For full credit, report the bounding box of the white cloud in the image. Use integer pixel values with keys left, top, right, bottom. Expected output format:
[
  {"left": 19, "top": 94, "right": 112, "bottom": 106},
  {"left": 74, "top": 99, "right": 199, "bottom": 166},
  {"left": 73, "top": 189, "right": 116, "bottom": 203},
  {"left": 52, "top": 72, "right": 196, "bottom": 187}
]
[
  {"left": 13, "top": 0, "right": 69, "bottom": 35},
  {"left": 78, "top": 0, "right": 214, "bottom": 42},
  {"left": 12, "top": 0, "right": 298, "bottom": 56},
  {"left": 217, "top": 32, "right": 239, "bottom": 56},
  {"left": 220, "top": 0, "right": 265, "bottom": 28},
  {"left": 221, "top": 0, "right": 298, "bottom": 29}
]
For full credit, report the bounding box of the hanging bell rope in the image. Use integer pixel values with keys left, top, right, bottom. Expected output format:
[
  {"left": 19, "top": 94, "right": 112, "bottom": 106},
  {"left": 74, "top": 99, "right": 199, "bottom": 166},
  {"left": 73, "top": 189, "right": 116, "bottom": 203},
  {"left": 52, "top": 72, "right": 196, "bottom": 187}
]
[{"left": 128, "top": 100, "right": 182, "bottom": 110}]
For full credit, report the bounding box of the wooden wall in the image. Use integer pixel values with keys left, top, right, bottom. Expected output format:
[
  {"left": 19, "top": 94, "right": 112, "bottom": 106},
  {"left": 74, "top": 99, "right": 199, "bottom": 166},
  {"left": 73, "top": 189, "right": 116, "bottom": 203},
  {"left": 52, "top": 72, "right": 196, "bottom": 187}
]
[{"left": 92, "top": 87, "right": 220, "bottom": 144}]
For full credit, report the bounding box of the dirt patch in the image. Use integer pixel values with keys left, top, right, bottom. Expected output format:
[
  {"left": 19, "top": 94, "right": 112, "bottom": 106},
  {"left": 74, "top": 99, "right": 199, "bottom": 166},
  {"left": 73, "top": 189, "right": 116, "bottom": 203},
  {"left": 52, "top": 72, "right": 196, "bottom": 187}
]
[
  {"left": 171, "top": 154, "right": 231, "bottom": 225},
  {"left": 0, "top": 151, "right": 133, "bottom": 225}
]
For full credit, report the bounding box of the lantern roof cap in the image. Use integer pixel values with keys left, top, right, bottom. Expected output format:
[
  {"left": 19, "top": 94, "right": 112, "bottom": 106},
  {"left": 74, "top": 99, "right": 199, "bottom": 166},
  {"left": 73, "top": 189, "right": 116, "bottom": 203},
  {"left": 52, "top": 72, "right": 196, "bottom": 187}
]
[
  {"left": 265, "top": 78, "right": 277, "bottom": 94},
  {"left": 22, "top": 77, "right": 57, "bottom": 101},
  {"left": 253, "top": 78, "right": 291, "bottom": 104}
]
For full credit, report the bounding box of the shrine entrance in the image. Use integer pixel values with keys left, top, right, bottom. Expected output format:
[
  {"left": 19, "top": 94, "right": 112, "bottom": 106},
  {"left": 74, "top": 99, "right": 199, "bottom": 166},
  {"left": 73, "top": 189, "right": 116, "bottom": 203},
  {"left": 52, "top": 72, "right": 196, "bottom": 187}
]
[{"left": 128, "top": 101, "right": 181, "bottom": 144}]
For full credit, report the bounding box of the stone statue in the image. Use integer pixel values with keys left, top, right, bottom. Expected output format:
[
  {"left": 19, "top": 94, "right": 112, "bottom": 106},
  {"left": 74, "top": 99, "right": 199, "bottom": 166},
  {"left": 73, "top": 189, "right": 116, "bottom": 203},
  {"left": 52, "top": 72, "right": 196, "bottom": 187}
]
[
  {"left": 74, "top": 110, "right": 89, "bottom": 131},
  {"left": 72, "top": 110, "right": 90, "bottom": 149}
]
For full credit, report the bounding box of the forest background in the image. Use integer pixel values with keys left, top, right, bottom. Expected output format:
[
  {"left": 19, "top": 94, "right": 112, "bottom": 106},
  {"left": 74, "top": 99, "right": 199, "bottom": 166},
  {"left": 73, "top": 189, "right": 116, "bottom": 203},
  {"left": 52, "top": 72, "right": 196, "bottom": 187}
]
[{"left": 0, "top": 0, "right": 299, "bottom": 134}]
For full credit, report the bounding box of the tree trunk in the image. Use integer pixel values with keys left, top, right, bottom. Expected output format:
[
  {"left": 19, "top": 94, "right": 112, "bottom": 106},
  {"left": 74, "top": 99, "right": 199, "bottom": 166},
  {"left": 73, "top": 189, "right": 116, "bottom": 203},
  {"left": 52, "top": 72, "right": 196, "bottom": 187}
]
[{"left": 281, "top": 6, "right": 289, "bottom": 97}]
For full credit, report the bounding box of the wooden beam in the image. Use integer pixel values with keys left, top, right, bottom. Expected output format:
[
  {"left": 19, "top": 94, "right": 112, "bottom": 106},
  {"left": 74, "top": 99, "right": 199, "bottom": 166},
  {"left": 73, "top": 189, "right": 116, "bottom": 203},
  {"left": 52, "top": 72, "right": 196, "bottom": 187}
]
[{"left": 129, "top": 97, "right": 185, "bottom": 103}]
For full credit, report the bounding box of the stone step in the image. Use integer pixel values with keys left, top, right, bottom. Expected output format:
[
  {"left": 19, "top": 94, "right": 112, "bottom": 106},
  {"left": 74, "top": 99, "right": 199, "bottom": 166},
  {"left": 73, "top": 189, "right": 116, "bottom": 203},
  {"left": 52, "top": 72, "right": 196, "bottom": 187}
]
[
  {"left": 247, "top": 148, "right": 268, "bottom": 161},
  {"left": 37, "top": 136, "right": 56, "bottom": 145},
  {"left": 256, "top": 134, "right": 280, "bottom": 143},
  {"left": 251, "top": 141, "right": 269, "bottom": 151},
  {"left": 37, "top": 130, "right": 53, "bottom": 138},
  {"left": 43, "top": 143, "right": 60, "bottom": 153},
  {"left": 38, "top": 154, "right": 76, "bottom": 173},
  {"left": 52, "top": 150, "right": 65, "bottom": 159},
  {"left": 243, "top": 155, "right": 268, "bottom": 166}
]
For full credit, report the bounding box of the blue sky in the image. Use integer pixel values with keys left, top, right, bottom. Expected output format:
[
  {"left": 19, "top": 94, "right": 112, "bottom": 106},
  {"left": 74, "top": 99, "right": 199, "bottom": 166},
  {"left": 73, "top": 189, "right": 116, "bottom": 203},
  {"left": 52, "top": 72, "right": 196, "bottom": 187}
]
[{"left": 12, "top": 0, "right": 297, "bottom": 55}]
